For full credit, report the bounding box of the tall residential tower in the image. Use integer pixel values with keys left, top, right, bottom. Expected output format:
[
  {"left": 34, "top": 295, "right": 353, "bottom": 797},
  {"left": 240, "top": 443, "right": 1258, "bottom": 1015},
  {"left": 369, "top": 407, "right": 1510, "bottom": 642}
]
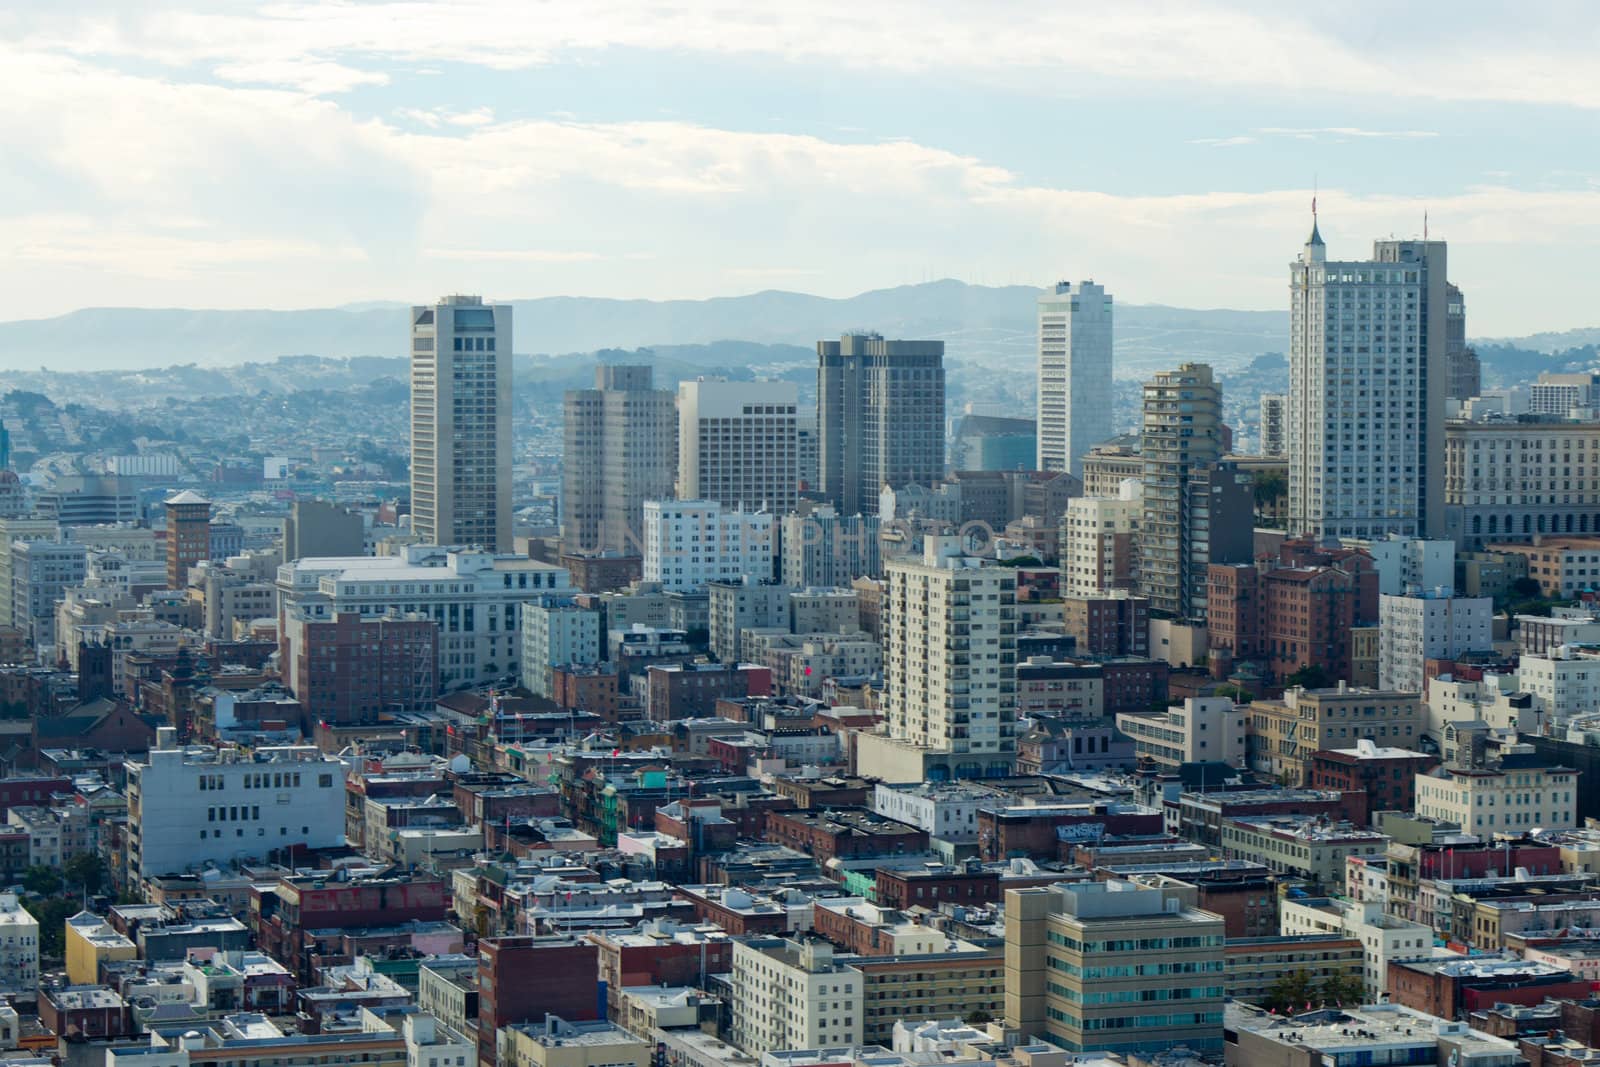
[
  {"left": 1288, "top": 225, "right": 1448, "bottom": 540},
  {"left": 816, "top": 333, "right": 945, "bottom": 515},
  {"left": 1037, "top": 281, "right": 1113, "bottom": 478},
  {"left": 409, "top": 295, "right": 513, "bottom": 552}
]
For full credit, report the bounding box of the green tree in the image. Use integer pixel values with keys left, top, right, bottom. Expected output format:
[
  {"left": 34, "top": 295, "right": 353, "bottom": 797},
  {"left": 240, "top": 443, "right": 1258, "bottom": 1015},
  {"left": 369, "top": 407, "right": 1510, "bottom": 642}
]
[
  {"left": 1286, "top": 664, "right": 1332, "bottom": 689},
  {"left": 1213, "top": 683, "right": 1254, "bottom": 703},
  {"left": 21, "top": 865, "right": 62, "bottom": 897},
  {"left": 1321, "top": 971, "right": 1363, "bottom": 1008},
  {"left": 64, "top": 853, "right": 107, "bottom": 897},
  {"left": 1263, "top": 968, "right": 1315, "bottom": 1014},
  {"left": 1252, "top": 469, "right": 1287, "bottom": 508},
  {"left": 964, "top": 1008, "right": 994, "bottom": 1025},
  {"left": 1510, "top": 576, "right": 1542, "bottom": 600},
  {"left": 21, "top": 895, "right": 76, "bottom": 959}
]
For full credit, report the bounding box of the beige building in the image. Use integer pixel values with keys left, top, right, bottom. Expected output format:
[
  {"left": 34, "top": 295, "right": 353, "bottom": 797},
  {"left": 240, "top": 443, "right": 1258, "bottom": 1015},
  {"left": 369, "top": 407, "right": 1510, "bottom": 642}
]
[
  {"left": 1005, "top": 880, "right": 1225, "bottom": 1055},
  {"left": 409, "top": 295, "right": 512, "bottom": 553},
  {"left": 1060, "top": 481, "right": 1140, "bottom": 597},
  {"left": 1414, "top": 747, "right": 1580, "bottom": 834},
  {"left": 1279, "top": 897, "right": 1434, "bottom": 999},
  {"left": 848, "top": 947, "right": 1004, "bottom": 1045},
  {"left": 1117, "top": 697, "right": 1245, "bottom": 770},
  {"left": 1037, "top": 281, "right": 1113, "bottom": 479},
  {"left": 876, "top": 538, "right": 1017, "bottom": 780},
  {"left": 499, "top": 1019, "right": 650, "bottom": 1067},
  {"left": 730, "top": 937, "right": 862, "bottom": 1053},
  {"left": 1220, "top": 815, "right": 1387, "bottom": 888},
  {"left": 1444, "top": 415, "right": 1600, "bottom": 549},
  {"left": 1246, "top": 686, "right": 1426, "bottom": 786},
  {"left": 1080, "top": 438, "right": 1143, "bottom": 499},
  {"left": 65, "top": 911, "right": 137, "bottom": 985},
  {"left": 677, "top": 378, "right": 797, "bottom": 515}
]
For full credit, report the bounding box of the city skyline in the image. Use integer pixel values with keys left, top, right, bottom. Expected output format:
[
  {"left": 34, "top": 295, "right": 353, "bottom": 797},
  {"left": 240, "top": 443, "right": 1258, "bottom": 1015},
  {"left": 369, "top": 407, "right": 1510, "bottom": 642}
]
[{"left": 4, "top": 3, "right": 1600, "bottom": 335}]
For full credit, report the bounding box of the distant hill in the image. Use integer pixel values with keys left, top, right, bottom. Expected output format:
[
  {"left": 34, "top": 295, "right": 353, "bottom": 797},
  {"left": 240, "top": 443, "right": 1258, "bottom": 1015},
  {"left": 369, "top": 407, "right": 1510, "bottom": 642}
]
[
  {"left": 4, "top": 279, "right": 1578, "bottom": 380},
  {"left": 0, "top": 280, "right": 1288, "bottom": 374}
]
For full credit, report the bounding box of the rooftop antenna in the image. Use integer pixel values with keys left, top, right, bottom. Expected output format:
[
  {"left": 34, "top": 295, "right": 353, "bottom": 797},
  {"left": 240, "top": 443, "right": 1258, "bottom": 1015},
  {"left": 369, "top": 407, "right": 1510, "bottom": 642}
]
[{"left": 1424, "top": 209, "right": 1429, "bottom": 241}]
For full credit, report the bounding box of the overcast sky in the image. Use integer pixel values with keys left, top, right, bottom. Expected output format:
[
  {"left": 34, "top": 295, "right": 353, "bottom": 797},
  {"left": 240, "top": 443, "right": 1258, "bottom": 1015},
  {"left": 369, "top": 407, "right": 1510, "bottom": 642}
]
[{"left": 3, "top": 1, "right": 1598, "bottom": 334}]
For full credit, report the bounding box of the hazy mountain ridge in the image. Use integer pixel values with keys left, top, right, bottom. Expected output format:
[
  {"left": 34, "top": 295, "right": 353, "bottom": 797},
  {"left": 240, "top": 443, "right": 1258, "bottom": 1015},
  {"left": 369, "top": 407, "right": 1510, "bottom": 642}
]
[{"left": 2, "top": 280, "right": 1288, "bottom": 373}]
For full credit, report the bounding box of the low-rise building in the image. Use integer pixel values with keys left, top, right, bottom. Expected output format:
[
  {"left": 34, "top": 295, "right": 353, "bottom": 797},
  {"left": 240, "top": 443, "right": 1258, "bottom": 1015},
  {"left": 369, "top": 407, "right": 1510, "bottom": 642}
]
[
  {"left": 1220, "top": 815, "right": 1387, "bottom": 888},
  {"left": 1116, "top": 696, "right": 1245, "bottom": 770}
]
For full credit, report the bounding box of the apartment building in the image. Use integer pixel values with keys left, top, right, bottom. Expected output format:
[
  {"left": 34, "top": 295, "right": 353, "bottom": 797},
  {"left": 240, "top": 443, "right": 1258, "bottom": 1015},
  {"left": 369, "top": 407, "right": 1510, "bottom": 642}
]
[
  {"left": 677, "top": 378, "right": 798, "bottom": 514},
  {"left": 642, "top": 501, "right": 775, "bottom": 593},
  {"left": 730, "top": 937, "right": 863, "bottom": 1053},
  {"left": 1377, "top": 589, "right": 1493, "bottom": 694},
  {"left": 1247, "top": 686, "right": 1426, "bottom": 786}
]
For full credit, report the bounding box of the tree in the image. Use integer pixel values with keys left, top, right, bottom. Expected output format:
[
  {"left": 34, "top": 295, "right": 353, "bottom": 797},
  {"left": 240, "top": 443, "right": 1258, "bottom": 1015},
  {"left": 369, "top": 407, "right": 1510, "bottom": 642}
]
[
  {"left": 64, "top": 853, "right": 107, "bottom": 897},
  {"left": 21, "top": 865, "right": 62, "bottom": 897},
  {"left": 1213, "top": 683, "right": 1253, "bottom": 703},
  {"left": 1263, "top": 968, "right": 1315, "bottom": 1014},
  {"left": 1252, "top": 469, "right": 1287, "bottom": 508},
  {"left": 1286, "top": 664, "right": 1331, "bottom": 689},
  {"left": 21, "top": 895, "right": 77, "bottom": 959},
  {"left": 964, "top": 1009, "right": 994, "bottom": 1025},
  {"left": 1510, "top": 576, "right": 1543, "bottom": 600},
  {"left": 1321, "top": 971, "right": 1363, "bottom": 1008}
]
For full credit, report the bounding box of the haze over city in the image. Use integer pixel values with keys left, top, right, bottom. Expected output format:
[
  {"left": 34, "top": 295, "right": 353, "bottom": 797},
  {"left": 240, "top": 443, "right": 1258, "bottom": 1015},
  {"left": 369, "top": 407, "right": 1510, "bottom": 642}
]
[
  {"left": 6, "top": 7, "right": 1600, "bottom": 1067},
  {"left": 4, "top": 2, "right": 1600, "bottom": 334}
]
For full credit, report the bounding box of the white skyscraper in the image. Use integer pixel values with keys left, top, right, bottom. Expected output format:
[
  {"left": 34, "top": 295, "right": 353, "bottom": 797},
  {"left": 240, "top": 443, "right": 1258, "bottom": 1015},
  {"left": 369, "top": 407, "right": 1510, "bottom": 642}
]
[
  {"left": 1036, "top": 281, "right": 1113, "bottom": 478},
  {"left": 1287, "top": 223, "right": 1448, "bottom": 540},
  {"left": 677, "top": 378, "right": 798, "bottom": 513},
  {"left": 410, "top": 295, "right": 513, "bottom": 552}
]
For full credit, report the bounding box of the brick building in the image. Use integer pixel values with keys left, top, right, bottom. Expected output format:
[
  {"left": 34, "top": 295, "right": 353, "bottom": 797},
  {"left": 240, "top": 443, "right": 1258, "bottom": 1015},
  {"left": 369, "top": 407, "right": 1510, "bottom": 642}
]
[
  {"left": 1309, "top": 743, "right": 1439, "bottom": 816},
  {"left": 1207, "top": 552, "right": 1378, "bottom": 683},
  {"left": 1061, "top": 595, "right": 1149, "bottom": 658},
  {"left": 976, "top": 801, "right": 1162, "bottom": 862},
  {"left": 476, "top": 936, "right": 600, "bottom": 1066},
  {"left": 550, "top": 665, "right": 621, "bottom": 720},
  {"left": 646, "top": 662, "right": 771, "bottom": 722},
  {"left": 762, "top": 808, "right": 928, "bottom": 866},
  {"left": 1387, "top": 956, "right": 1589, "bottom": 1020},
  {"left": 282, "top": 612, "right": 439, "bottom": 728}
]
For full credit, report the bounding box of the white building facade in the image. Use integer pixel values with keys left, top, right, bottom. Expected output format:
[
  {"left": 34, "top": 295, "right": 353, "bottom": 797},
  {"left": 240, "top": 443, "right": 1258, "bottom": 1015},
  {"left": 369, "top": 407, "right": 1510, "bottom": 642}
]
[
  {"left": 1036, "top": 281, "right": 1113, "bottom": 478},
  {"left": 642, "top": 501, "right": 775, "bottom": 593},
  {"left": 676, "top": 378, "right": 798, "bottom": 514},
  {"left": 0, "top": 893, "right": 38, "bottom": 994},
  {"left": 1060, "top": 480, "right": 1140, "bottom": 597},
  {"left": 1287, "top": 229, "right": 1449, "bottom": 539},
  {"left": 519, "top": 598, "right": 601, "bottom": 697},
  {"left": 730, "top": 937, "right": 862, "bottom": 1054},
  {"left": 883, "top": 539, "right": 1018, "bottom": 775},
  {"left": 126, "top": 731, "right": 347, "bottom": 878},
  {"left": 1377, "top": 590, "right": 1493, "bottom": 694},
  {"left": 278, "top": 546, "right": 572, "bottom": 691}
]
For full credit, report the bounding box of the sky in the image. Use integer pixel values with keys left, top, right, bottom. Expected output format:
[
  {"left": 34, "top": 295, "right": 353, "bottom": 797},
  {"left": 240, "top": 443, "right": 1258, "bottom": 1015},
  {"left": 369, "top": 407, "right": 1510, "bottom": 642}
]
[{"left": 3, "top": 1, "right": 1599, "bottom": 335}]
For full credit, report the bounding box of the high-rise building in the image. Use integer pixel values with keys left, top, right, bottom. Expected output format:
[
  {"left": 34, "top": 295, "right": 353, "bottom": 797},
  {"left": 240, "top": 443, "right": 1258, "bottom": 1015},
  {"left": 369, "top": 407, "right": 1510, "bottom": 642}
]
[
  {"left": 951, "top": 414, "right": 1036, "bottom": 472},
  {"left": 164, "top": 490, "right": 211, "bottom": 590},
  {"left": 1528, "top": 371, "right": 1600, "bottom": 417},
  {"left": 11, "top": 538, "right": 86, "bottom": 650},
  {"left": 817, "top": 333, "right": 946, "bottom": 515},
  {"left": 1445, "top": 282, "right": 1481, "bottom": 402},
  {"left": 1037, "top": 281, "right": 1113, "bottom": 478},
  {"left": 562, "top": 365, "right": 677, "bottom": 554},
  {"left": 879, "top": 538, "right": 1017, "bottom": 778},
  {"left": 410, "top": 295, "right": 513, "bottom": 552},
  {"left": 676, "top": 378, "right": 797, "bottom": 513},
  {"left": 1005, "top": 880, "right": 1225, "bottom": 1054},
  {"left": 1288, "top": 224, "right": 1449, "bottom": 539},
  {"left": 1258, "top": 393, "right": 1287, "bottom": 457},
  {"left": 1138, "top": 364, "right": 1233, "bottom": 618}
]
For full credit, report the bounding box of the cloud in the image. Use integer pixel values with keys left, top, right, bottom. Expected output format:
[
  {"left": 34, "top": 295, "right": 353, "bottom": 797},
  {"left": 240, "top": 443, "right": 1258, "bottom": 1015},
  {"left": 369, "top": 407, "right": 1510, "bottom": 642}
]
[
  {"left": 1189, "top": 136, "right": 1258, "bottom": 147},
  {"left": 4, "top": 35, "right": 1600, "bottom": 333},
  {"left": 1255, "top": 126, "right": 1439, "bottom": 140},
  {"left": 213, "top": 58, "right": 389, "bottom": 94},
  {"left": 12, "top": 2, "right": 1600, "bottom": 109}
]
